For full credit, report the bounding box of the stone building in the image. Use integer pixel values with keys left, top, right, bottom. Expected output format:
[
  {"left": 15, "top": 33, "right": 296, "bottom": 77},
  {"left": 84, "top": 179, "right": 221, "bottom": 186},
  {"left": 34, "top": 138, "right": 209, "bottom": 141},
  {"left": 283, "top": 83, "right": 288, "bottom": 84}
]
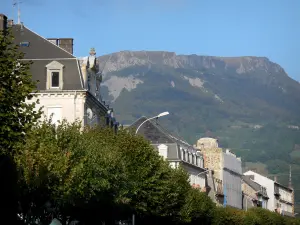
[
  {"left": 129, "top": 117, "right": 207, "bottom": 191},
  {"left": 196, "top": 138, "right": 243, "bottom": 209},
  {"left": 0, "top": 14, "right": 117, "bottom": 127}
]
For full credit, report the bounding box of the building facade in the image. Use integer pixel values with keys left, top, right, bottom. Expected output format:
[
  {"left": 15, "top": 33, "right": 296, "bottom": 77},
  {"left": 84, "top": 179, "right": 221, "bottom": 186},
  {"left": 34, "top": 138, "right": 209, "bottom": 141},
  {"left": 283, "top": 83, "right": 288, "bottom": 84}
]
[
  {"left": 242, "top": 175, "right": 269, "bottom": 210},
  {"left": 244, "top": 171, "right": 275, "bottom": 211},
  {"left": 274, "top": 181, "right": 294, "bottom": 217},
  {"left": 244, "top": 170, "right": 295, "bottom": 217},
  {"left": 196, "top": 138, "right": 243, "bottom": 209},
  {"left": 130, "top": 117, "right": 207, "bottom": 192},
  {"left": 0, "top": 14, "right": 116, "bottom": 127}
]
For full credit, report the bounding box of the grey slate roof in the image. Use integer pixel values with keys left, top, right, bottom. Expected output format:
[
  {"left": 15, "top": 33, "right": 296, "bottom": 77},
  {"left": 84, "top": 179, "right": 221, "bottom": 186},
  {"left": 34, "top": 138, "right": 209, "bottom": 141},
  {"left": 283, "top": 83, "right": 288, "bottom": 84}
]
[
  {"left": 12, "top": 24, "right": 74, "bottom": 59},
  {"left": 242, "top": 175, "right": 269, "bottom": 198},
  {"left": 151, "top": 143, "right": 180, "bottom": 160},
  {"left": 129, "top": 117, "right": 199, "bottom": 161},
  {"left": 12, "top": 24, "right": 83, "bottom": 91},
  {"left": 129, "top": 116, "right": 175, "bottom": 144},
  {"left": 275, "top": 181, "right": 293, "bottom": 192}
]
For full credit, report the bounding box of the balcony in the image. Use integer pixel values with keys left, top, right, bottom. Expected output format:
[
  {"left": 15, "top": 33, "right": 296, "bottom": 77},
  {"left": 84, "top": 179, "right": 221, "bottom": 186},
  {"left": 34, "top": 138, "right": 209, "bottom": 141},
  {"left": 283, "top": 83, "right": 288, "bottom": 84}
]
[{"left": 274, "top": 186, "right": 280, "bottom": 197}]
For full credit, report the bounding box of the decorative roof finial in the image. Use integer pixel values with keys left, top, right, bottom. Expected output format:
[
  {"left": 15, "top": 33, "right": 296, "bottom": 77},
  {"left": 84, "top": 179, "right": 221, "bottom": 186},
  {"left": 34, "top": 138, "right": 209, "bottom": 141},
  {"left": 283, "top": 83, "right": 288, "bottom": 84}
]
[{"left": 89, "top": 47, "right": 96, "bottom": 56}]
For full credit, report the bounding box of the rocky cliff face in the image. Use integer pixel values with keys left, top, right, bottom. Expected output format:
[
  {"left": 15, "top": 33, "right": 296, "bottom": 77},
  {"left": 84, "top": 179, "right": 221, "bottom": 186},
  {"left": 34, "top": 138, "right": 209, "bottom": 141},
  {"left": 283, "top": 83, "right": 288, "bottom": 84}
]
[
  {"left": 99, "top": 50, "right": 285, "bottom": 75},
  {"left": 98, "top": 51, "right": 300, "bottom": 108}
]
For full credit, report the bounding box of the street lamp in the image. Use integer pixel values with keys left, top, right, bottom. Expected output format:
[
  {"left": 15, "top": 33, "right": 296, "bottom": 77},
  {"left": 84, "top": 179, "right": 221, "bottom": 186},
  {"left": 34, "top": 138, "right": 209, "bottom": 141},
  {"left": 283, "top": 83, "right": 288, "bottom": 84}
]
[
  {"left": 197, "top": 169, "right": 213, "bottom": 177},
  {"left": 135, "top": 111, "right": 169, "bottom": 134},
  {"left": 132, "top": 111, "right": 169, "bottom": 225}
]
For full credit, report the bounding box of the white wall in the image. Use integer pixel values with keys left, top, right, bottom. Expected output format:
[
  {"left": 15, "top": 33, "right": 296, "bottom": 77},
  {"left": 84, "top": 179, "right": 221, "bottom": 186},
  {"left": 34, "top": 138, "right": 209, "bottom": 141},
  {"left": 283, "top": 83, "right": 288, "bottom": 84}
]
[
  {"left": 158, "top": 144, "right": 168, "bottom": 159},
  {"left": 244, "top": 171, "right": 275, "bottom": 211},
  {"left": 182, "top": 164, "right": 206, "bottom": 189},
  {"left": 26, "top": 92, "right": 86, "bottom": 127}
]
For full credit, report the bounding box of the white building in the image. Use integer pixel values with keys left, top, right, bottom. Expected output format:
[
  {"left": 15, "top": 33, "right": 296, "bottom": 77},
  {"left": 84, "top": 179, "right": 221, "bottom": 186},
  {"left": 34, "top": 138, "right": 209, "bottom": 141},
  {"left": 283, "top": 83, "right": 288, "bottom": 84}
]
[
  {"left": 244, "top": 170, "right": 295, "bottom": 217},
  {"left": 244, "top": 171, "right": 275, "bottom": 211},
  {"left": 8, "top": 18, "right": 116, "bottom": 127}
]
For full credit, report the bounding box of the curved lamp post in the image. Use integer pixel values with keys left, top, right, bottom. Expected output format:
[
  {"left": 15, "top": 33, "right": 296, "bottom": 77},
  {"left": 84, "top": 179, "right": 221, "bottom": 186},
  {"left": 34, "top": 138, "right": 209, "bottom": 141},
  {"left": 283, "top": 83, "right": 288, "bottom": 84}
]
[
  {"left": 135, "top": 111, "right": 169, "bottom": 134},
  {"left": 132, "top": 111, "right": 169, "bottom": 225}
]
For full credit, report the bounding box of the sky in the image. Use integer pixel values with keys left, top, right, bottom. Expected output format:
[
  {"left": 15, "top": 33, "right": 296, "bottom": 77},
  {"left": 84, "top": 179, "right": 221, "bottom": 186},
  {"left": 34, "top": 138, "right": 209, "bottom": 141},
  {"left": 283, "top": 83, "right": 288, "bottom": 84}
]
[{"left": 2, "top": 0, "right": 300, "bottom": 81}]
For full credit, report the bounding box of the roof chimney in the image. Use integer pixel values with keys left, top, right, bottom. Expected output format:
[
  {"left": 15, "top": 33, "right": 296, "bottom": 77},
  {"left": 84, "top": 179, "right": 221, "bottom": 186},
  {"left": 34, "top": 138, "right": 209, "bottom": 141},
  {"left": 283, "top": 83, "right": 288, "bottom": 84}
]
[
  {"left": 47, "top": 38, "right": 74, "bottom": 55},
  {"left": 274, "top": 176, "right": 277, "bottom": 182},
  {"left": 0, "top": 14, "right": 8, "bottom": 32},
  {"left": 58, "top": 38, "right": 73, "bottom": 55}
]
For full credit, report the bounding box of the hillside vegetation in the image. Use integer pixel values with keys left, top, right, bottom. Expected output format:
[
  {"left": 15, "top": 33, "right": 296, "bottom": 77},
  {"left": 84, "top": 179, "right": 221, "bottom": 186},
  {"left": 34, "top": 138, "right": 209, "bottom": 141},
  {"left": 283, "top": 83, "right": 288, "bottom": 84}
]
[{"left": 98, "top": 51, "right": 300, "bottom": 211}]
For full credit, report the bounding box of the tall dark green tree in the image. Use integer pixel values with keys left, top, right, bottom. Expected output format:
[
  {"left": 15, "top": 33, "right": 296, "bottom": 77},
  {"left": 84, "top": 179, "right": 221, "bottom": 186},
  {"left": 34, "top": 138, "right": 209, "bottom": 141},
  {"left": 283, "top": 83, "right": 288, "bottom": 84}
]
[
  {"left": 0, "top": 28, "right": 41, "bottom": 155},
  {"left": 0, "top": 28, "right": 41, "bottom": 224}
]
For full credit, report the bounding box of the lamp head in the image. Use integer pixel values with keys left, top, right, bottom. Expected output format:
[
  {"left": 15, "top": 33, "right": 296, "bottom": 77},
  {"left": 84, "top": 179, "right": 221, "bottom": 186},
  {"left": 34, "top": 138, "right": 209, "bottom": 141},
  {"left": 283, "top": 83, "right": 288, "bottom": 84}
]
[{"left": 157, "top": 111, "right": 169, "bottom": 118}]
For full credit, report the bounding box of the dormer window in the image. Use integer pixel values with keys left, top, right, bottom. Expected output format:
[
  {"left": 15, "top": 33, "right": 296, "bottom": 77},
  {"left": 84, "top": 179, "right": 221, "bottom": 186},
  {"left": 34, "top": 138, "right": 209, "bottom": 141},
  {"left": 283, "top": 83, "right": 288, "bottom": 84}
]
[{"left": 46, "top": 61, "right": 64, "bottom": 90}]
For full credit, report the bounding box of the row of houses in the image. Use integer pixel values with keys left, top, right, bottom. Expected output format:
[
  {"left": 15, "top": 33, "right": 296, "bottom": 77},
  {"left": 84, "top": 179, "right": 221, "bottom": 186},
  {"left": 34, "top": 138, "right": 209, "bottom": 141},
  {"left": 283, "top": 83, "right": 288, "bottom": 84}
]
[
  {"left": 0, "top": 14, "right": 296, "bottom": 218},
  {"left": 128, "top": 117, "right": 295, "bottom": 217}
]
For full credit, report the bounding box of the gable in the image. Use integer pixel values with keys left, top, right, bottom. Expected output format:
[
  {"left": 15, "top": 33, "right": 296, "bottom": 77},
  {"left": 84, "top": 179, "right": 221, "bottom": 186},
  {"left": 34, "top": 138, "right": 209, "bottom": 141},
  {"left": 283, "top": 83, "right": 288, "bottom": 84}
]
[
  {"left": 46, "top": 61, "right": 64, "bottom": 69},
  {"left": 12, "top": 24, "right": 75, "bottom": 59}
]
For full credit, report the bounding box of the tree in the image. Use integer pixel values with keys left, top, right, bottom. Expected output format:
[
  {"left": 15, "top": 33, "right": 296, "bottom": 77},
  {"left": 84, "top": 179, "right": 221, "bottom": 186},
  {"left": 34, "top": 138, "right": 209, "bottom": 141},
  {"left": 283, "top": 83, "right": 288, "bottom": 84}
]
[
  {"left": 15, "top": 121, "right": 192, "bottom": 225},
  {"left": 0, "top": 28, "right": 41, "bottom": 155},
  {"left": 180, "top": 188, "right": 216, "bottom": 225},
  {"left": 0, "top": 28, "right": 41, "bottom": 224}
]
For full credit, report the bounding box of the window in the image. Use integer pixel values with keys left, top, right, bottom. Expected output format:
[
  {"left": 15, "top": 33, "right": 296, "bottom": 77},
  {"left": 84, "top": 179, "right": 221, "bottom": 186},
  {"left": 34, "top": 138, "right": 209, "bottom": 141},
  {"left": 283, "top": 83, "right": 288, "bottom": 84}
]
[
  {"left": 158, "top": 144, "right": 168, "bottom": 159},
  {"left": 20, "top": 41, "right": 30, "bottom": 47},
  {"left": 46, "top": 61, "right": 64, "bottom": 90},
  {"left": 51, "top": 72, "right": 60, "bottom": 88},
  {"left": 47, "top": 106, "right": 62, "bottom": 126}
]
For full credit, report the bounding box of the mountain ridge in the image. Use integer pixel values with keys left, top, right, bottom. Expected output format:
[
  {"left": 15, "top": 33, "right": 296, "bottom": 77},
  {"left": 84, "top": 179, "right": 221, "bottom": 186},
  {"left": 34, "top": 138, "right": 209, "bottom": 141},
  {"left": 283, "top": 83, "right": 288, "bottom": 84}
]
[
  {"left": 98, "top": 50, "right": 300, "bottom": 211},
  {"left": 98, "top": 50, "right": 287, "bottom": 77}
]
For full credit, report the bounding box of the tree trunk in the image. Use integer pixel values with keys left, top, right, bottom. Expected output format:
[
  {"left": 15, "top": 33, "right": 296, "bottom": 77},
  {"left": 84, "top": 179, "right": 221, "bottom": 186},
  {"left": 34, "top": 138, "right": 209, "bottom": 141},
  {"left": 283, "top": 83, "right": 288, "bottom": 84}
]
[{"left": 0, "top": 155, "right": 19, "bottom": 223}]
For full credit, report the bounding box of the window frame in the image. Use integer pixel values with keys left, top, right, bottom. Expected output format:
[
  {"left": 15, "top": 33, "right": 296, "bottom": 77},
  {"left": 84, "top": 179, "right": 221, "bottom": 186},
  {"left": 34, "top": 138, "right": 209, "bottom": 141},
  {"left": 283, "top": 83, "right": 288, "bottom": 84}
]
[{"left": 46, "top": 61, "right": 64, "bottom": 90}]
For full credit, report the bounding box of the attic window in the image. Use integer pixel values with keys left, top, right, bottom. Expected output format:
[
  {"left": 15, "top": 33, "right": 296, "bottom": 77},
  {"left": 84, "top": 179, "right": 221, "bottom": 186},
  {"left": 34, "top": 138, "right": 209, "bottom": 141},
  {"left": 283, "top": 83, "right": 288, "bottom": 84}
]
[
  {"left": 46, "top": 61, "right": 64, "bottom": 90},
  {"left": 20, "top": 41, "right": 30, "bottom": 47}
]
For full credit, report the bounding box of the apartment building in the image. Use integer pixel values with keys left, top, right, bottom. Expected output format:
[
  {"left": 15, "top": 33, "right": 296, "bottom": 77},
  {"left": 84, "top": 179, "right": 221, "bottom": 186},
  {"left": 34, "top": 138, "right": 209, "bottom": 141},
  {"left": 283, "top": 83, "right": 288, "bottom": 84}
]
[{"left": 244, "top": 170, "right": 295, "bottom": 217}]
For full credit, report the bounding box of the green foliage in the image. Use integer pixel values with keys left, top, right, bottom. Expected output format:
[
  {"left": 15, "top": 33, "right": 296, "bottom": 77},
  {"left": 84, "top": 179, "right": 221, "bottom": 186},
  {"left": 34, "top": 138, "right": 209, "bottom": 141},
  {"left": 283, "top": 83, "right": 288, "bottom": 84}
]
[
  {"left": 14, "top": 120, "right": 300, "bottom": 224},
  {"left": 0, "top": 28, "right": 41, "bottom": 156},
  {"left": 180, "top": 188, "right": 216, "bottom": 225},
  {"left": 246, "top": 208, "right": 285, "bottom": 225},
  {"left": 212, "top": 207, "right": 245, "bottom": 225},
  {"left": 15, "top": 120, "right": 192, "bottom": 224}
]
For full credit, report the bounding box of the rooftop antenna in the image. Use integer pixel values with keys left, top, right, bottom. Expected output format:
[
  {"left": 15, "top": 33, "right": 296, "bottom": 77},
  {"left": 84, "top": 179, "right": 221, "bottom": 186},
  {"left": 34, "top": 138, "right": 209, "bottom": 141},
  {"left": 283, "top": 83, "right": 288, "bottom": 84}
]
[
  {"left": 12, "top": 0, "right": 22, "bottom": 24},
  {"left": 17, "top": 0, "right": 21, "bottom": 24}
]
